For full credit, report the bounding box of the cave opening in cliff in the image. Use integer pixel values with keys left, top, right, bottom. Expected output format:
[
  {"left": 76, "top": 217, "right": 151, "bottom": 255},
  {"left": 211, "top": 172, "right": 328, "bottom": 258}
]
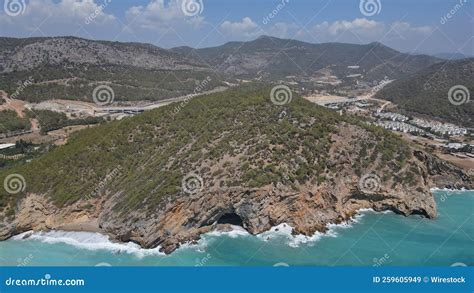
[{"left": 217, "top": 213, "right": 244, "bottom": 226}]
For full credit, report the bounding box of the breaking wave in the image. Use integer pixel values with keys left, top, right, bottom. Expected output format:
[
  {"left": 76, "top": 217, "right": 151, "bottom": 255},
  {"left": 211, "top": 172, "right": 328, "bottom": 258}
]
[{"left": 12, "top": 231, "right": 165, "bottom": 258}]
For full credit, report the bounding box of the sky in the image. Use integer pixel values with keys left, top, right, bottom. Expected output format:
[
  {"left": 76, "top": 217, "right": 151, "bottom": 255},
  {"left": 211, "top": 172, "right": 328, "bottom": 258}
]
[{"left": 0, "top": 0, "right": 473, "bottom": 56}]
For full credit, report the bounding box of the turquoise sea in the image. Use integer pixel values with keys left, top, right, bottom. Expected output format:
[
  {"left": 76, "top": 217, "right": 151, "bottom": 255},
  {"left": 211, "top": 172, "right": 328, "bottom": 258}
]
[{"left": 0, "top": 191, "right": 472, "bottom": 266}]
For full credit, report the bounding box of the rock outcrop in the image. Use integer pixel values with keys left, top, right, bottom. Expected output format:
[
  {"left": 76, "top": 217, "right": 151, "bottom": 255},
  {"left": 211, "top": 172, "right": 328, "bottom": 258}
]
[
  {"left": 0, "top": 87, "right": 472, "bottom": 254},
  {"left": 3, "top": 147, "right": 471, "bottom": 254},
  {"left": 414, "top": 151, "right": 473, "bottom": 189}
]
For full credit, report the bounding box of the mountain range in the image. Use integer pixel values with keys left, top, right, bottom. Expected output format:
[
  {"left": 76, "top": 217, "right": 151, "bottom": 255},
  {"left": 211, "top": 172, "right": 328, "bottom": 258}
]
[
  {"left": 172, "top": 35, "right": 441, "bottom": 81},
  {"left": 0, "top": 35, "right": 443, "bottom": 103}
]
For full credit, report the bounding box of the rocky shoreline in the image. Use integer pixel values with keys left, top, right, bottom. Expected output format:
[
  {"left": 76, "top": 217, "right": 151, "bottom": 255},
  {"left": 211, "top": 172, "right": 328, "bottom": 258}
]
[{"left": 1, "top": 150, "right": 472, "bottom": 254}]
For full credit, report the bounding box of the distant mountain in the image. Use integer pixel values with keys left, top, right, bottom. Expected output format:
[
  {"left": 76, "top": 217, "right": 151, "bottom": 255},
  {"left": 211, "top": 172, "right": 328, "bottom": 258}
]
[
  {"left": 0, "top": 37, "right": 225, "bottom": 103},
  {"left": 433, "top": 52, "right": 470, "bottom": 60},
  {"left": 0, "top": 36, "right": 442, "bottom": 103},
  {"left": 172, "top": 35, "right": 441, "bottom": 81},
  {"left": 375, "top": 58, "right": 474, "bottom": 127}
]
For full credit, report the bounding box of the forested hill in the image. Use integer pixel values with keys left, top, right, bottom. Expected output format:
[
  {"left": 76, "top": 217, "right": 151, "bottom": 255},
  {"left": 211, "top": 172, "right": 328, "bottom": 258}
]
[{"left": 375, "top": 58, "right": 474, "bottom": 127}]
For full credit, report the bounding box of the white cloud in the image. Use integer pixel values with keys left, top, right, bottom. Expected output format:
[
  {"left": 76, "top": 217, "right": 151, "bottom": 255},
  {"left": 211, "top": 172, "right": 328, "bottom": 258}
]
[
  {"left": 327, "top": 18, "right": 385, "bottom": 37},
  {"left": 296, "top": 18, "right": 432, "bottom": 45},
  {"left": 390, "top": 21, "right": 433, "bottom": 37},
  {"left": 219, "top": 17, "right": 298, "bottom": 40},
  {"left": 300, "top": 18, "right": 385, "bottom": 42},
  {"left": 220, "top": 17, "right": 263, "bottom": 39},
  {"left": 125, "top": 0, "right": 205, "bottom": 33},
  {"left": 217, "top": 17, "right": 433, "bottom": 46},
  {"left": 0, "top": 0, "right": 118, "bottom": 37}
]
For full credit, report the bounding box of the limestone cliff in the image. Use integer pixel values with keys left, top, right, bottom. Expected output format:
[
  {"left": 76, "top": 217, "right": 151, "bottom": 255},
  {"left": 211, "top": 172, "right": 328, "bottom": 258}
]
[{"left": 0, "top": 87, "right": 472, "bottom": 253}]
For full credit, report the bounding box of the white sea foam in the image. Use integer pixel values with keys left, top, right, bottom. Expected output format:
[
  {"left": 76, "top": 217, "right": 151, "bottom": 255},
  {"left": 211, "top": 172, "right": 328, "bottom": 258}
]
[
  {"left": 256, "top": 208, "right": 390, "bottom": 248},
  {"left": 11, "top": 209, "right": 392, "bottom": 255},
  {"left": 12, "top": 231, "right": 165, "bottom": 258},
  {"left": 195, "top": 208, "right": 389, "bottom": 249},
  {"left": 206, "top": 225, "right": 250, "bottom": 238},
  {"left": 431, "top": 187, "right": 471, "bottom": 192}
]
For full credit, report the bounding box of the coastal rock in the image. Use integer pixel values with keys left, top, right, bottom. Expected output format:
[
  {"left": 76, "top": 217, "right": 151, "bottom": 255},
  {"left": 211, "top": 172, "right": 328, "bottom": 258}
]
[
  {"left": 1, "top": 148, "right": 455, "bottom": 254},
  {"left": 414, "top": 151, "right": 473, "bottom": 190},
  {"left": 0, "top": 89, "right": 470, "bottom": 254}
]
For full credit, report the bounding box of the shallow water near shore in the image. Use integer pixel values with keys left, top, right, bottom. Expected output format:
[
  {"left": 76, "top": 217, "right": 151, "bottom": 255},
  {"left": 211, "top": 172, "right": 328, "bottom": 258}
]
[{"left": 1, "top": 191, "right": 472, "bottom": 266}]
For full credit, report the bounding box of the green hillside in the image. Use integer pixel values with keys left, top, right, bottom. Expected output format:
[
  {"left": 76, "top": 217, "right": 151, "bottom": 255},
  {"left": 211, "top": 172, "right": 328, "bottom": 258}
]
[
  {"left": 0, "top": 85, "right": 413, "bottom": 217},
  {"left": 375, "top": 58, "right": 474, "bottom": 127}
]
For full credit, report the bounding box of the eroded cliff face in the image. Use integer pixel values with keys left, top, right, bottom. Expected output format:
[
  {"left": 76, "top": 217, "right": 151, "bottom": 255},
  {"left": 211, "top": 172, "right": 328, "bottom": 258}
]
[
  {"left": 414, "top": 151, "right": 473, "bottom": 190},
  {"left": 3, "top": 145, "right": 471, "bottom": 254},
  {"left": 1, "top": 105, "right": 472, "bottom": 254}
]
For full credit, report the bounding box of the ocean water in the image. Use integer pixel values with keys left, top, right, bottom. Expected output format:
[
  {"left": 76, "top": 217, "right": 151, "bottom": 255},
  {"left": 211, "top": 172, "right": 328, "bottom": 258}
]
[{"left": 0, "top": 190, "right": 472, "bottom": 266}]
